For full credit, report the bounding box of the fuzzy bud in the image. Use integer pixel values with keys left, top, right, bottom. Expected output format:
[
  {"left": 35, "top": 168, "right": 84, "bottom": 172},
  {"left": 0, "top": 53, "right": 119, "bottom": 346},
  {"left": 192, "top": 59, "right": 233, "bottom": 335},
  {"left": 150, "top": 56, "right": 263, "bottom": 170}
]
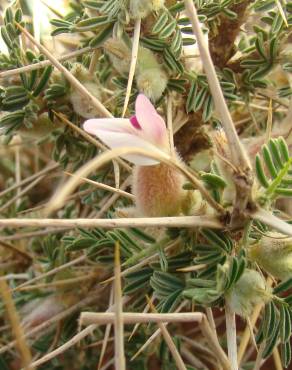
[
  {"left": 136, "top": 68, "right": 168, "bottom": 103},
  {"left": 249, "top": 233, "right": 292, "bottom": 280},
  {"left": 105, "top": 39, "right": 168, "bottom": 102},
  {"left": 225, "top": 269, "right": 271, "bottom": 317},
  {"left": 129, "top": 0, "right": 165, "bottom": 19},
  {"left": 136, "top": 47, "right": 168, "bottom": 101},
  {"left": 69, "top": 63, "right": 102, "bottom": 118},
  {"left": 19, "top": 113, "right": 59, "bottom": 138},
  {"left": 132, "top": 161, "right": 187, "bottom": 217}
]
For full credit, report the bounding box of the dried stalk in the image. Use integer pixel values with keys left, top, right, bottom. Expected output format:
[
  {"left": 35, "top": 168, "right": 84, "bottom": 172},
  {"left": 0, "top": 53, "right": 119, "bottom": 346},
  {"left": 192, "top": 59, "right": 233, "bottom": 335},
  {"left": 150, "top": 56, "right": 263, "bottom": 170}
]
[
  {"left": 64, "top": 172, "right": 135, "bottom": 200},
  {"left": 0, "top": 175, "right": 45, "bottom": 213},
  {"left": 254, "top": 341, "right": 265, "bottom": 370},
  {"left": 199, "top": 316, "right": 231, "bottom": 370},
  {"left": 181, "top": 347, "right": 208, "bottom": 370},
  {"left": 153, "top": 321, "right": 188, "bottom": 370},
  {"left": 0, "top": 279, "right": 34, "bottom": 369},
  {"left": 28, "top": 296, "right": 129, "bottom": 369},
  {"left": 225, "top": 302, "right": 238, "bottom": 370},
  {"left": 183, "top": 0, "right": 250, "bottom": 171},
  {"left": 167, "top": 94, "right": 175, "bottom": 156},
  {"left": 0, "top": 240, "right": 33, "bottom": 261},
  {"left": 0, "top": 47, "right": 92, "bottom": 79},
  {"left": 89, "top": 49, "right": 100, "bottom": 75},
  {"left": 237, "top": 303, "right": 263, "bottom": 365},
  {"left": 130, "top": 301, "right": 187, "bottom": 361},
  {"left": 13, "top": 255, "right": 86, "bottom": 291},
  {"left": 273, "top": 347, "right": 283, "bottom": 370},
  {"left": 183, "top": 0, "right": 253, "bottom": 227},
  {"left": 98, "top": 287, "right": 114, "bottom": 370},
  {"left": 14, "top": 272, "right": 99, "bottom": 291},
  {"left": 0, "top": 287, "right": 104, "bottom": 355},
  {"left": 206, "top": 307, "right": 217, "bottom": 338},
  {"left": 0, "top": 215, "right": 222, "bottom": 229},
  {"left": 252, "top": 208, "right": 292, "bottom": 236},
  {"left": 80, "top": 312, "right": 204, "bottom": 326},
  {"left": 16, "top": 23, "right": 112, "bottom": 118},
  {"left": 122, "top": 18, "right": 141, "bottom": 117},
  {"left": 28, "top": 324, "right": 97, "bottom": 368},
  {"left": 0, "top": 163, "right": 59, "bottom": 199},
  {"left": 113, "top": 243, "right": 126, "bottom": 370},
  {"left": 80, "top": 311, "right": 230, "bottom": 370}
]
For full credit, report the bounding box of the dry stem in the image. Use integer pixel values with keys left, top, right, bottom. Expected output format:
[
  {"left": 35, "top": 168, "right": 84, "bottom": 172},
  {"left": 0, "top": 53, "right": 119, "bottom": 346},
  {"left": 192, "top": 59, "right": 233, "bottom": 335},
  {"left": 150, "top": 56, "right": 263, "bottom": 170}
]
[
  {"left": 13, "top": 255, "right": 86, "bottom": 291},
  {"left": 252, "top": 208, "right": 292, "bottom": 236},
  {"left": 80, "top": 312, "right": 203, "bottom": 326},
  {"left": 0, "top": 47, "right": 92, "bottom": 79},
  {"left": 0, "top": 215, "right": 222, "bottom": 229},
  {"left": 16, "top": 23, "right": 112, "bottom": 118},
  {"left": 0, "top": 279, "right": 34, "bottom": 369},
  {"left": 0, "top": 240, "right": 33, "bottom": 261},
  {"left": 237, "top": 303, "right": 263, "bottom": 365},
  {"left": 225, "top": 301, "right": 238, "bottom": 370},
  {"left": 122, "top": 18, "right": 141, "bottom": 117},
  {"left": 0, "top": 175, "right": 45, "bottom": 213},
  {"left": 183, "top": 0, "right": 250, "bottom": 171},
  {"left": 184, "top": 0, "right": 253, "bottom": 227},
  {"left": 0, "top": 163, "right": 59, "bottom": 199},
  {"left": 64, "top": 171, "right": 135, "bottom": 200},
  {"left": 0, "top": 287, "right": 104, "bottom": 355},
  {"left": 114, "top": 243, "right": 126, "bottom": 370}
]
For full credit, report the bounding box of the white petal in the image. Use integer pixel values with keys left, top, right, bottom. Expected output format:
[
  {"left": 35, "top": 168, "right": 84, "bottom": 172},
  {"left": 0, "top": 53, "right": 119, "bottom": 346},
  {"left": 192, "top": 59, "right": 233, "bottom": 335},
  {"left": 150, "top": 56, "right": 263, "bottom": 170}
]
[
  {"left": 83, "top": 118, "right": 135, "bottom": 136},
  {"left": 84, "top": 121, "right": 159, "bottom": 165}
]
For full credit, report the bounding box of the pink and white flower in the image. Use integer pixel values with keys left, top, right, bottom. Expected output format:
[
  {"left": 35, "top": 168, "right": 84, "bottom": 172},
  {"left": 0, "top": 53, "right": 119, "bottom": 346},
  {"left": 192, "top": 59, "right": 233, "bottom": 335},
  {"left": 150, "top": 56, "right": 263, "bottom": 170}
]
[
  {"left": 83, "top": 94, "right": 169, "bottom": 166},
  {"left": 83, "top": 94, "right": 187, "bottom": 216}
]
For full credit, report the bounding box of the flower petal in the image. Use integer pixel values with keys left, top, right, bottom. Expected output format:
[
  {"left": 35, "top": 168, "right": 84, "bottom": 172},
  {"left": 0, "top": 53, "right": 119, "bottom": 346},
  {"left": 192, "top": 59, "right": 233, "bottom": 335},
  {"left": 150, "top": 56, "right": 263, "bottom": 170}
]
[
  {"left": 83, "top": 119, "right": 159, "bottom": 165},
  {"left": 83, "top": 118, "right": 135, "bottom": 136},
  {"left": 135, "top": 94, "right": 168, "bottom": 148}
]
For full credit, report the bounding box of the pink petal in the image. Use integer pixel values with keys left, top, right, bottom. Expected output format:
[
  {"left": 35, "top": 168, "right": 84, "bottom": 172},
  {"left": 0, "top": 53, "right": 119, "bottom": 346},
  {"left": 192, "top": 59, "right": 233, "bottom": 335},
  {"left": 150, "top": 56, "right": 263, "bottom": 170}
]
[
  {"left": 135, "top": 94, "right": 168, "bottom": 147},
  {"left": 83, "top": 119, "right": 159, "bottom": 165},
  {"left": 130, "top": 116, "right": 142, "bottom": 129}
]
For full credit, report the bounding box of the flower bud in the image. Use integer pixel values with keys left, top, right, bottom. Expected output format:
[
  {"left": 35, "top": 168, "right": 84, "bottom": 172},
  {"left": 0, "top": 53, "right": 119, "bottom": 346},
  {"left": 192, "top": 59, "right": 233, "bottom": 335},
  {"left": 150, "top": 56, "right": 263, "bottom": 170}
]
[
  {"left": 225, "top": 269, "right": 271, "bottom": 317},
  {"left": 69, "top": 63, "right": 102, "bottom": 118},
  {"left": 137, "top": 47, "right": 168, "bottom": 101},
  {"left": 105, "top": 39, "right": 168, "bottom": 102},
  {"left": 129, "top": 0, "right": 165, "bottom": 19},
  {"left": 19, "top": 113, "right": 58, "bottom": 138},
  {"left": 248, "top": 233, "right": 292, "bottom": 280},
  {"left": 84, "top": 94, "right": 186, "bottom": 217},
  {"left": 136, "top": 68, "right": 168, "bottom": 103}
]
